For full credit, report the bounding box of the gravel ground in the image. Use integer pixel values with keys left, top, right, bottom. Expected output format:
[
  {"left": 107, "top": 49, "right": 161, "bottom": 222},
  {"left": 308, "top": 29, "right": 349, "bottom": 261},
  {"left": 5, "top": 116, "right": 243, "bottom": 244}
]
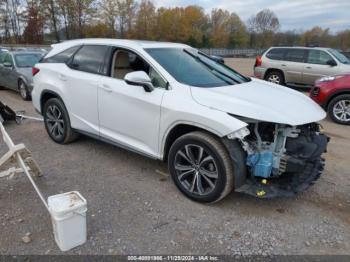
[{"left": 0, "top": 59, "right": 349, "bottom": 255}]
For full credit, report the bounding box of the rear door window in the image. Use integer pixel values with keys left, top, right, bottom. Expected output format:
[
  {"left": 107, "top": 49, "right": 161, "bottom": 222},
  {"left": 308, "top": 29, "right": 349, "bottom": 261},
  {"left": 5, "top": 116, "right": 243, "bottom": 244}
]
[
  {"left": 70, "top": 45, "right": 109, "bottom": 75},
  {"left": 266, "top": 48, "right": 286, "bottom": 60},
  {"left": 284, "top": 49, "right": 305, "bottom": 63},
  {"left": 307, "top": 50, "right": 334, "bottom": 65}
]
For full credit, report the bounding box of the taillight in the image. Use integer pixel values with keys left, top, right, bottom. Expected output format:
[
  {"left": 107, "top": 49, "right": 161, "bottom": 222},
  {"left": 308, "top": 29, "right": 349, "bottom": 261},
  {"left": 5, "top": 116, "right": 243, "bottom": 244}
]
[
  {"left": 32, "top": 67, "right": 40, "bottom": 76},
  {"left": 254, "top": 56, "right": 262, "bottom": 67}
]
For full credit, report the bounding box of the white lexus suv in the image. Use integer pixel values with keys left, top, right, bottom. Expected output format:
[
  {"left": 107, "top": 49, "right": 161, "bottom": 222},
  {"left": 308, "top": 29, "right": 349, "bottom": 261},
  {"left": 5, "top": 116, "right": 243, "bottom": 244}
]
[{"left": 32, "top": 39, "right": 329, "bottom": 203}]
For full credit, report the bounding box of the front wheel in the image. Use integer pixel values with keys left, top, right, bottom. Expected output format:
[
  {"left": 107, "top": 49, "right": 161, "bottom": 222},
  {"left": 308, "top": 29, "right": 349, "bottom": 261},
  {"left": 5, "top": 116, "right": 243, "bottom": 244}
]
[
  {"left": 168, "top": 131, "right": 235, "bottom": 203},
  {"left": 328, "top": 94, "right": 350, "bottom": 125}
]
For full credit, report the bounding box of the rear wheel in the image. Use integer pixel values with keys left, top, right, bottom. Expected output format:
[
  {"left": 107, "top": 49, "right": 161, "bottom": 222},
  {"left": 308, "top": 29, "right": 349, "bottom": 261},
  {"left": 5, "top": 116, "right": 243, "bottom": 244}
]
[
  {"left": 19, "top": 80, "right": 31, "bottom": 101},
  {"left": 265, "top": 71, "right": 285, "bottom": 85},
  {"left": 328, "top": 94, "right": 350, "bottom": 125},
  {"left": 43, "top": 98, "right": 79, "bottom": 144},
  {"left": 168, "top": 131, "right": 235, "bottom": 203}
]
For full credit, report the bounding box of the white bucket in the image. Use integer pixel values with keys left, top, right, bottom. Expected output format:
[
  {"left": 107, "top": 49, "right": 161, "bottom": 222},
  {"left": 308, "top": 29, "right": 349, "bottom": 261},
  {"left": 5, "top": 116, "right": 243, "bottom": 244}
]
[{"left": 48, "top": 191, "right": 87, "bottom": 251}]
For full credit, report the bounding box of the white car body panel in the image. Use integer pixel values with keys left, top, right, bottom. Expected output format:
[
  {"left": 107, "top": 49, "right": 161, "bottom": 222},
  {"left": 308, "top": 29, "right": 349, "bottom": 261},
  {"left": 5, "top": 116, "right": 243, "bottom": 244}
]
[
  {"left": 191, "top": 78, "right": 326, "bottom": 126},
  {"left": 158, "top": 84, "right": 247, "bottom": 158},
  {"left": 33, "top": 63, "right": 100, "bottom": 135},
  {"left": 32, "top": 38, "right": 326, "bottom": 160},
  {"left": 98, "top": 76, "right": 165, "bottom": 157}
]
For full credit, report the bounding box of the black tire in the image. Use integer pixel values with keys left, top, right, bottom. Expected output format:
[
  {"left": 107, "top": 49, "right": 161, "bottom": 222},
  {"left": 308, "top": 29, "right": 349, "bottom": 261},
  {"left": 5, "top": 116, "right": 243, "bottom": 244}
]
[
  {"left": 18, "top": 80, "right": 31, "bottom": 101},
  {"left": 168, "top": 131, "right": 237, "bottom": 203},
  {"left": 328, "top": 94, "right": 350, "bottom": 125},
  {"left": 265, "top": 70, "right": 285, "bottom": 85},
  {"left": 43, "top": 98, "right": 79, "bottom": 144}
]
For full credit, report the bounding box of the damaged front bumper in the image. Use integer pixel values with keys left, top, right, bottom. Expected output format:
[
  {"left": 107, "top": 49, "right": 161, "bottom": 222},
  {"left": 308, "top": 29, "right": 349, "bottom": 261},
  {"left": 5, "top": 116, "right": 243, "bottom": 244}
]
[
  {"left": 236, "top": 156, "right": 326, "bottom": 198},
  {"left": 227, "top": 123, "right": 330, "bottom": 198}
]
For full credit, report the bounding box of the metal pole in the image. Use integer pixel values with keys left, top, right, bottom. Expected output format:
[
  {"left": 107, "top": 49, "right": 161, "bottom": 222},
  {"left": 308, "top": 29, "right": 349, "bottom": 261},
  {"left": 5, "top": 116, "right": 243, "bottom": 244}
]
[
  {"left": 16, "top": 153, "right": 49, "bottom": 211},
  {"left": 16, "top": 115, "right": 43, "bottom": 122},
  {"left": 0, "top": 122, "right": 49, "bottom": 211}
]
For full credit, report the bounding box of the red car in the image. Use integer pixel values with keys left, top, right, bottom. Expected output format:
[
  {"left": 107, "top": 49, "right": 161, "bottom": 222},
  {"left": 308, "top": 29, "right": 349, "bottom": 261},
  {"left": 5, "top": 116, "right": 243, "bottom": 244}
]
[{"left": 310, "top": 73, "right": 350, "bottom": 125}]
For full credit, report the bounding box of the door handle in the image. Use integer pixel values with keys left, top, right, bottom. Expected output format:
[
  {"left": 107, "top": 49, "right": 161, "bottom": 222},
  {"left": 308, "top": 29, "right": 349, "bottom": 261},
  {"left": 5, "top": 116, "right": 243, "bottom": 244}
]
[
  {"left": 59, "top": 74, "right": 67, "bottom": 81},
  {"left": 306, "top": 66, "right": 312, "bottom": 69},
  {"left": 281, "top": 64, "right": 287, "bottom": 67},
  {"left": 100, "top": 84, "right": 112, "bottom": 93}
]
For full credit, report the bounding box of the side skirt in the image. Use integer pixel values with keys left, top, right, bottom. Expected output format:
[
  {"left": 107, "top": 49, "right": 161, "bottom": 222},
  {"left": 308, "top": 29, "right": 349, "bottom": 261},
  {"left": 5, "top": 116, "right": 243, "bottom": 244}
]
[{"left": 74, "top": 129, "right": 159, "bottom": 161}]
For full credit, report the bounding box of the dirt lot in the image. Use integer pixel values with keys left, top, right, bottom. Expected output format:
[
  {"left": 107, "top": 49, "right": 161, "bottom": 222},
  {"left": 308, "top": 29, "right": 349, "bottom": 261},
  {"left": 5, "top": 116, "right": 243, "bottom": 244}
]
[
  {"left": 225, "top": 58, "right": 255, "bottom": 76},
  {"left": 0, "top": 58, "right": 349, "bottom": 256}
]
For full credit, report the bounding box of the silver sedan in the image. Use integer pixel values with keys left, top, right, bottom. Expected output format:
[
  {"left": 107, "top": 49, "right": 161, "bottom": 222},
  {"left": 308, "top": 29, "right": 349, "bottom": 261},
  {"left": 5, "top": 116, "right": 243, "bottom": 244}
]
[{"left": 0, "top": 51, "right": 44, "bottom": 100}]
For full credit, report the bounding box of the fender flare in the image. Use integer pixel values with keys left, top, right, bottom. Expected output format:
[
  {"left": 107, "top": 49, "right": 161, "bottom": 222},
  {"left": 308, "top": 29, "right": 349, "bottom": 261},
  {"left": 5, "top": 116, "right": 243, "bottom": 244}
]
[
  {"left": 324, "top": 88, "right": 350, "bottom": 109},
  {"left": 159, "top": 119, "right": 246, "bottom": 159},
  {"left": 40, "top": 89, "right": 64, "bottom": 112}
]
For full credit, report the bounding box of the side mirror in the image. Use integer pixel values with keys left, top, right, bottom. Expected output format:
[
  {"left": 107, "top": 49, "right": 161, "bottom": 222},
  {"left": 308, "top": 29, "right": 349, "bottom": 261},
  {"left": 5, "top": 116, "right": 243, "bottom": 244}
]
[
  {"left": 3, "top": 62, "right": 13, "bottom": 68},
  {"left": 124, "top": 71, "right": 154, "bottom": 92},
  {"left": 326, "top": 59, "right": 337, "bottom": 67}
]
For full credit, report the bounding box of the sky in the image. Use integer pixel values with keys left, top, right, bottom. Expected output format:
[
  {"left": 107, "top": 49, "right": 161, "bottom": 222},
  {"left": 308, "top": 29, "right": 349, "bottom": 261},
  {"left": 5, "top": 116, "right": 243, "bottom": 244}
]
[{"left": 151, "top": 0, "right": 350, "bottom": 32}]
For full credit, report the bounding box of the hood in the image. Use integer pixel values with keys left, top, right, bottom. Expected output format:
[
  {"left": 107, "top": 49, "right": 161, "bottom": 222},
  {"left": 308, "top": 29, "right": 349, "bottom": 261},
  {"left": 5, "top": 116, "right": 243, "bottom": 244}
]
[
  {"left": 191, "top": 78, "right": 326, "bottom": 126},
  {"left": 16, "top": 67, "right": 33, "bottom": 84}
]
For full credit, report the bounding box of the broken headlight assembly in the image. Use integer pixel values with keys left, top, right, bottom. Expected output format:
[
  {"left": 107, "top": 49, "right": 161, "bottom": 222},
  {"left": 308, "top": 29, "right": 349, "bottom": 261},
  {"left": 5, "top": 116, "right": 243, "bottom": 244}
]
[{"left": 228, "top": 120, "right": 329, "bottom": 198}]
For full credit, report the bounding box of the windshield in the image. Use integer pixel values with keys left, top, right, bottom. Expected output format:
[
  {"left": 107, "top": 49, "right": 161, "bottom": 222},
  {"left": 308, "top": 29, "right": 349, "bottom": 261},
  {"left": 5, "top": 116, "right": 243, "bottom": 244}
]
[
  {"left": 328, "top": 49, "right": 350, "bottom": 64},
  {"left": 145, "top": 48, "right": 250, "bottom": 87},
  {"left": 14, "top": 53, "right": 43, "bottom": 67}
]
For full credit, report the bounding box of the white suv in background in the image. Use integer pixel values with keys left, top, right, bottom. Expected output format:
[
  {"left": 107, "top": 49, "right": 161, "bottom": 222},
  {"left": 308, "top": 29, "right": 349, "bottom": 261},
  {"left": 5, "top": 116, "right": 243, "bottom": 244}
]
[{"left": 32, "top": 39, "right": 329, "bottom": 202}]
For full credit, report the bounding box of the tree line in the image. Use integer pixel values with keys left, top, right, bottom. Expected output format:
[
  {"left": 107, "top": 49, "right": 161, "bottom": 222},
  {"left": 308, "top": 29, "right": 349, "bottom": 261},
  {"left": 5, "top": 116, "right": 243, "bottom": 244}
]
[{"left": 0, "top": 0, "right": 349, "bottom": 50}]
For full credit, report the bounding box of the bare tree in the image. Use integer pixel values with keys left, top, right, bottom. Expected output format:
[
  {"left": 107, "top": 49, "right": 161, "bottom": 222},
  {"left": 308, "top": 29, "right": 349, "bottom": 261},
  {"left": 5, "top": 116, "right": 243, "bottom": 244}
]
[
  {"left": 0, "top": 0, "right": 12, "bottom": 42},
  {"left": 42, "top": 0, "right": 60, "bottom": 42},
  {"left": 23, "top": 0, "right": 45, "bottom": 44},
  {"left": 116, "top": 0, "right": 136, "bottom": 38},
  {"left": 248, "top": 9, "right": 279, "bottom": 33},
  {"left": 56, "top": 0, "right": 96, "bottom": 39},
  {"left": 99, "top": 0, "right": 118, "bottom": 37},
  {"left": 248, "top": 9, "right": 280, "bottom": 48},
  {"left": 2, "top": 0, "right": 24, "bottom": 43}
]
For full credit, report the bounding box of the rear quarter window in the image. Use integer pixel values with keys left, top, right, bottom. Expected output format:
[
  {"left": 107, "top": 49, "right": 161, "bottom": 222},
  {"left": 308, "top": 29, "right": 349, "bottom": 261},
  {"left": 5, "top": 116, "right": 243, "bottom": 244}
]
[
  {"left": 42, "top": 46, "right": 81, "bottom": 63},
  {"left": 265, "top": 48, "right": 286, "bottom": 60}
]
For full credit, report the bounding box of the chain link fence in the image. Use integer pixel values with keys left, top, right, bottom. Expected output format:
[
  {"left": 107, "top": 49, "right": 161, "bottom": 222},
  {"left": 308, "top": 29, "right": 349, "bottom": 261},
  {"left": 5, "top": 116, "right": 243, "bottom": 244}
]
[{"left": 199, "top": 48, "right": 265, "bottom": 58}]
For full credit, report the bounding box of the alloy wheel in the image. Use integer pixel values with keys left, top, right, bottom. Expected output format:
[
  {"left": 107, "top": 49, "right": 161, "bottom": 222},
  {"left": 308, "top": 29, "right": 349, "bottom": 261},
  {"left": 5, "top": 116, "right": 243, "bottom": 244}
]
[
  {"left": 333, "top": 100, "right": 350, "bottom": 122},
  {"left": 174, "top": 144, "right": 218, "bottom": 196},
  {"left": 268, "top": 74, "right": 280, "bottom": 84},
  {"left": 46, "top": 105, "right": 65, "bottom": 140},
  {"left": 19, "top": 82, "right": 27, "bottom": 99}
]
